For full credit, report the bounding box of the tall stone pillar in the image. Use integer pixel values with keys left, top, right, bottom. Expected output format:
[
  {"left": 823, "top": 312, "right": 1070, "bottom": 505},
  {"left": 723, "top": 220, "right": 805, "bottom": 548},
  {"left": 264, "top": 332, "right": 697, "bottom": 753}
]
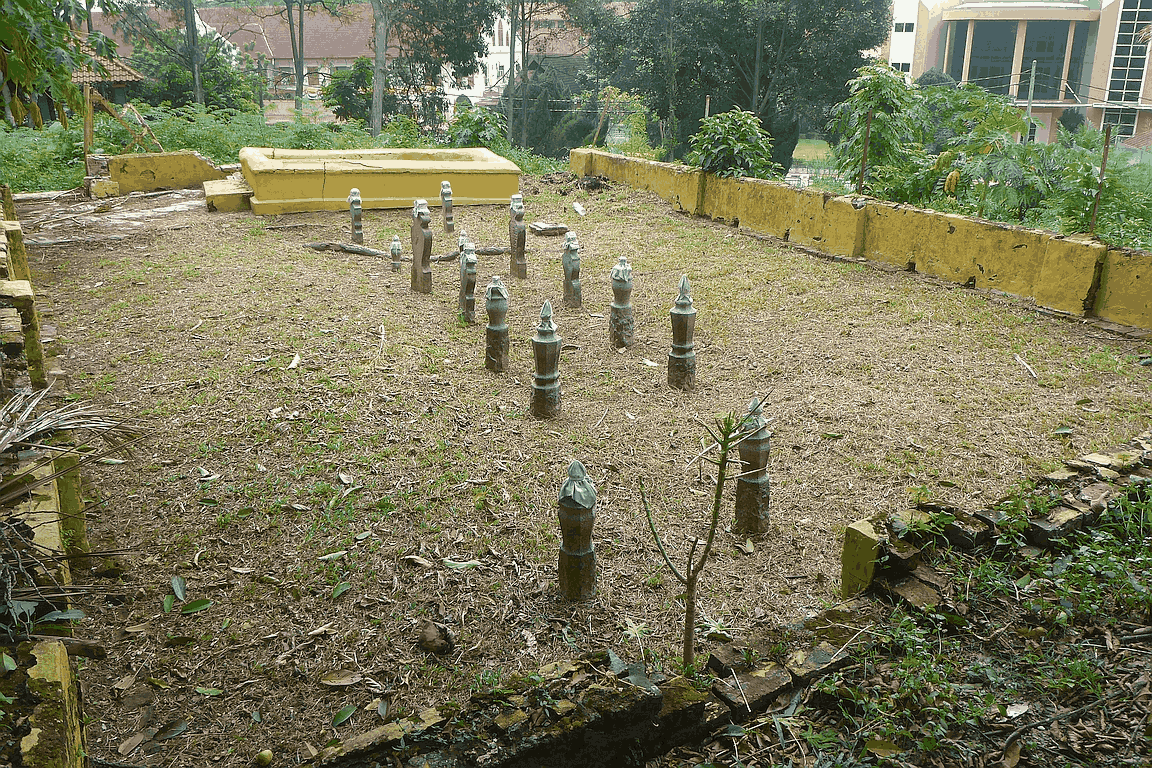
[
  {"left": 562, "top": 232, "right": 582, "bottom": 309},
  {"left": 348, "top": 188, "right": 363, "bottom": 244},
  {"left": 411, "top": 199, "right": 432, "bottom": 293},
  {"left": 441, "top": 181, "right": 454, "bottom": 234},
  {"left": 484, "top": 276, "right": 510, "bottom": 373},
  {"left": 668, "top": 275, "right": 697, "bottom": 390},
  {"left": 531, "top": 300, "right": 562, "bottom": 418},
  {"left": 509, "top": 194, "right": 527, "bottom": 279},
  {"left": 609, "top": 256, "right": 634, "bottom": 348},
  {"left": 734, "top": 397, "right": 771, "bottom": 534},
  {"left": 557, "top": 460, "right": 597, "bottom": 601},
  {"left": 458, "top": 241, "right": 478, "bottom": 324}
]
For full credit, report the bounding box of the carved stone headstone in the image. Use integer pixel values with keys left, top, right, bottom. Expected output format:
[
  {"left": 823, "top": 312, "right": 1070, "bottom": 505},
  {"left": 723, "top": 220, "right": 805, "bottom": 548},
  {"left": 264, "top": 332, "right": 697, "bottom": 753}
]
[
  {"left": 441, "top": 181, "right": 454, "bottom": 234},
  {"left": 609, "top": 256, "right": 634, "bottom": 348},
  {"left": 410, "top": 199, "right": 432, "bottom": 293},
  {"left": 562, "top": 232, "right": 582, "bottom": 309},
  {"left": 668, "top": 274, "right": 697, "bottom": 390},
  {"left": 734, "top": 397, "right": 771, "bottom": 534},
  {"left": 348, "top": 188, "right": 363, "bottom": 244},
  {"left": 457, "top": 230, "right": 468, "bottom": 257},
  {"left": 509, "top": 194, "right": 527, "bottom": 279},
  {"left": 390, "top": 235, "right": 403, "bottom": 273},
  {"left": 484, "top": 276, "right": 510, "bottom": 373},
  {"left": 531, "top": 300, "right": 561, "bottom": 418},
  {"left": 458, "top": 241, "right": 478, "bottom": 324},
  {"left": 557, "top": 459, "right": 597, "bottom": 601}
]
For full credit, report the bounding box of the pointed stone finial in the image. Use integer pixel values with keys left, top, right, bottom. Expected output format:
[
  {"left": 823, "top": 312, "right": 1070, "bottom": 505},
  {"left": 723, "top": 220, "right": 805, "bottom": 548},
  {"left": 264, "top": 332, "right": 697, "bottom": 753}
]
[
  {"left": 668, "top": 274, "right": 697, "bottom": 389},
  {"left": 531, "top": 300, "right": 561, "bottom": 418},
  {"left": 557, "top": 459, "right": 597, "bottom": 601},
  {"left": 390, "top": 235, "right": 402, "bottom": 273}
]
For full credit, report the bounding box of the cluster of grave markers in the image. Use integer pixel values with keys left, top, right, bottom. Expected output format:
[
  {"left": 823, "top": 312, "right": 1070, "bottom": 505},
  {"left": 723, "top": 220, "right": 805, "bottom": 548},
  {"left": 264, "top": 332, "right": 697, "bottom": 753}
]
[{"left": 348, "top": 183, "right": 768, "bottom": 601}]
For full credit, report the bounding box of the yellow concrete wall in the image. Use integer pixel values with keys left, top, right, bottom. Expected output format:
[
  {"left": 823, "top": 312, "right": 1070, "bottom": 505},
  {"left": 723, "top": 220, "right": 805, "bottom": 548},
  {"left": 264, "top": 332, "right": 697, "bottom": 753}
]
[
  {"left": 917, "top": 214, "right": 1049, "bottom": 297},
  {"left": 700, "top": 175, "right": 742, "bottom": 223},
  {"left": 1095, "top": 249, "right": 1152, "bottom": 328},
  {"left": 1035, "top": 235, "right": 1106, "bottom": 316},
  {"left": 737, "top": 178, "right": 796, "bottom": 240},
  {"left": 567, "top": 149, "right": 1152, "bottom": 331},
  {"left": 862, "top": 202, "right": 932, "bottom": 270},
  {"left": 109, "top": 150, "right": 226, "bottom": 194}
]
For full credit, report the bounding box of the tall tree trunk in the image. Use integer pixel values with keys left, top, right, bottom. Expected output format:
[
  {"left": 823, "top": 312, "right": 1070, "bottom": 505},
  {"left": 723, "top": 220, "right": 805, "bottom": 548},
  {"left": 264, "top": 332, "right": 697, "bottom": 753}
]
[
  {"left": 295, "top": 2, "right": 306, "bottom": 111},
  {"left": 506, "top": 0, "right": 516, "bottom": 143},
  {"left": 752, "top": 17, "right": 762, "bottom": 112},
  {"left": 369, "top": 0, "right": 391, "bottom": 136},
  {"left": 519, "top": 7, "right": 529, "bottom": 147},
  {"left": 184, "top": 0, "right": 203, "bottom": 105}
]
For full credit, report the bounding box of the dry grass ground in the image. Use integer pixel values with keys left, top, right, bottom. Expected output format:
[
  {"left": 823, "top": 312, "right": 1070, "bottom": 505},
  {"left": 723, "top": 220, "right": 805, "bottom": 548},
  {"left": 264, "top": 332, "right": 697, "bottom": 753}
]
[{"left": 16, "top": 173, "right": 1152, "bottom": 767}]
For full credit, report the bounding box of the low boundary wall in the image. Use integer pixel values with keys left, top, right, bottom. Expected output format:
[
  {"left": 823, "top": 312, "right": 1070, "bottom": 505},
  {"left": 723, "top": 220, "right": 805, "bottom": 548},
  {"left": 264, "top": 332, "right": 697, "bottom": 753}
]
[{"left": 570, "top": 149, "right": 1150, "bottom": 330}]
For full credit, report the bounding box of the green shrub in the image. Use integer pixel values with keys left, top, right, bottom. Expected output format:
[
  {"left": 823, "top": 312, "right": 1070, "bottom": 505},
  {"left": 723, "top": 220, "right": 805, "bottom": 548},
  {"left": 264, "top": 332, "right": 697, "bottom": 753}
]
[
  {"left": 446, "top": 107, "right": 508, "bottom": 150},
  {"left": 0, "top": 122, "right": 85, "bottom": 192},
  {"left": 686, "top": 108, "right": 780, "bottom": 179}
]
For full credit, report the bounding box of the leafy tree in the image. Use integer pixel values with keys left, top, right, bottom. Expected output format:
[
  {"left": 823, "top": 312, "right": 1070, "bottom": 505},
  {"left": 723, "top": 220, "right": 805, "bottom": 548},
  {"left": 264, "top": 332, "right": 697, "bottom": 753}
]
[
  {"left": 1, "top": 0, "right": 118, "bottom": 126},
  {"left": 363, "top": 0, "right": 500, "bottom": 131},
  {"left": 321, "top": 57, "right": 374, "bottom": 122},
  {"left": 589, "top": 0, "right": 890, "bottom": 168},
  {"left": 914, "top": 67, "right": 956, "bottom": 89},
  {"left": 1059, "top": 108, "right": 1086, "bottom": 134},
  {"left": 128, "top": 30, "right": 258, "bottom": 112},
  {"left": 828, "top": 63, "right": 925, "bottom": 192}
]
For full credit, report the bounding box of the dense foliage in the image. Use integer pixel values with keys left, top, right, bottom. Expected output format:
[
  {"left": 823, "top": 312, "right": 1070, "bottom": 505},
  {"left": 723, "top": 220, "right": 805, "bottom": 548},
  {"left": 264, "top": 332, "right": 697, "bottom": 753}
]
[
  {"left": 686, "top": 108, "right": 779, "bottom": 178},
  {"left": 2, "top": 0, "right": 119, "bottom": 123},
  {"left": 585, "top": 0, "right": 890, "bottom": 167},
  {"left": 0, "top": 103, "right": 563, "bottom": 192},
  {"left": 828, "top": 63, "right": 1152, "bottom": 250},
  {"left": 128, "top": 30, "right": 259, "bottom": 112}
]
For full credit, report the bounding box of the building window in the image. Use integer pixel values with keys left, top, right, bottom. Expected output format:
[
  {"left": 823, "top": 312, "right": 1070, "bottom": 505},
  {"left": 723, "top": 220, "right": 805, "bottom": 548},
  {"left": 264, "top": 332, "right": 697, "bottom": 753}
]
[
  {"left": 893, "top": 62, "right": 911, "bottom": 72},
  {"left": 1108, "top": 0, "right": 1151, "bottom": 103},
  {"left": 947, "top": 21, "right": 968, "bottom": 82},
  {"left": 1066, "top": 21, "right": 1090, "bottom": 99},
  {"left": 894, "top": 22, "right": 914, "bottom": 33},
  {"left": 1019, "top": 20, "right": 1069, "bottom": 100},
  {"left": 1103, "top": 107, "right": 1138, "bottom": 137},
  {"left": 968, "top": 20, "right": 1017, "bottom": 95}
]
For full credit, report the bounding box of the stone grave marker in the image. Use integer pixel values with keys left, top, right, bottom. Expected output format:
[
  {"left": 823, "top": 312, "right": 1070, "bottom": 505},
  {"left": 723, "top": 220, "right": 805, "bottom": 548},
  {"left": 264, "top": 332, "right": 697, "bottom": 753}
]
[
  {"left": 390, "top": 235, "right": 403, "bottom": 272},
  {"left": 441, "top": 181, "right": 454, "bottom": 234},
  {"left": 609, "top": 256, "right": 634, "bottom": 348},
  {"left": 668, "top": 275, "right": 697, "bottom": 390},
  {"left": 411, "top": 199, "right": 433, "bottom": 293},
  {"left": 557, "top": 459, "right": 597, "bottom": 601},
  {"left": 348, "top": 188, "right": 363, "bottom": 244},
  {"left": 484, "top": 276, "right": 510, "bottom": 373},
  {"left": 531, "top": 300, "right": 561, "bottom": 418},
  {"left": 458, "top": 241, "right": 478, "bottom": 324},
  {"left": 509, "top": 194, "right": 527, "bottom": 279},
  {"left": 562, "top": 232, "right": 582, "bottom": 309},
  {"left": 734, "top": 397, "right": 771, "bottom": 534}
]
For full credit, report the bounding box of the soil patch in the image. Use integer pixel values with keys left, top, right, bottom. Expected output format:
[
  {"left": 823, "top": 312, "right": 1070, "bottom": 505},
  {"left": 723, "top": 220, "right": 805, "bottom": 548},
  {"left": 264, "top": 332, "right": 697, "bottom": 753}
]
[{"left": 14, "top": 174, "right": 1152, "bottom": 767}]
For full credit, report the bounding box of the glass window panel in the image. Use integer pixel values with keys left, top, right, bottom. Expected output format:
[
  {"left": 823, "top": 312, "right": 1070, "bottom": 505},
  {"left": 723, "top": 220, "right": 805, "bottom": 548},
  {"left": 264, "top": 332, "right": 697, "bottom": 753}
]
[
  {"left": 968, "top": 21, "right": 1017, "bottom": 95},
  {"left": 948, "top": 21, "right": 969, "bottom": 81}
]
